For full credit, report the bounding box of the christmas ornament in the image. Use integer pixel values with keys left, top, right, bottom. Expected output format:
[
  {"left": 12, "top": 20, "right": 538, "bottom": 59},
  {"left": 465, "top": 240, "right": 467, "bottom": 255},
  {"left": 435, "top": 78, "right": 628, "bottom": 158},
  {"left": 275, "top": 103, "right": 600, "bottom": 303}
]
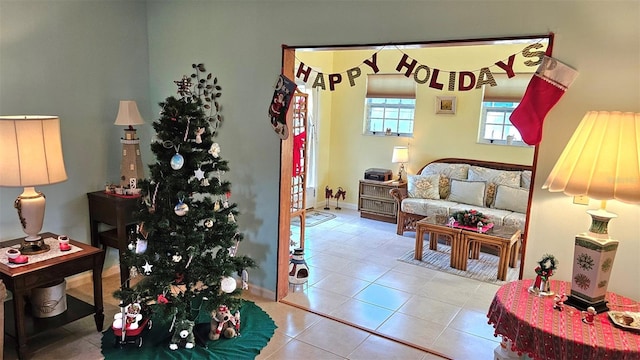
[
  {"left": 208, "top": 143, "right": 221, "bottom": 157},
  {"left": 135, "top": 238, "right": 148, "bottom": 254},
  {"left": 183, "top": 117, "right": 191, "bottom": 142},
  {"left": 174, "top": 199, "right": 189, "bottom": 216},
  {"left": 223, "top": 200, "right": 229, "bottom": 208},
  {"left": 174, "top": 75, "right": 192, "bottom": 97},
  {"left": 201, "top": 178, "right": 210, "bottom": 186},
  {"left": 220, "top": 276, "right": 237, "bottom": 293},
  {"left": 227, "top": 213, "right": 236, "bottom": 223},
  {"left": 204, "top": 219, "right": 214, "bottom": 228},
  {"left": 128, "top": 242, "right": 135, "bottom": 251},
  {"left": 214, "top": 200, "right": 221, "bottom": 212},
  {"left": 172, "top": 254, "right": 182, "bottom": 262},
  {"left": 194, "top": 167, "right": 205, "bottom": 180},
  {"left": 242, "top": 269, "right": 249, "bottom": 290},
  {"left": 157, "top": 294, "right": 169, "bottom": 304},
  {"left": 171, "top": 145, "right": 185, "bottom": 170},
  {"left": 142, "top": 261, "right": 153, "bottom": 275},
  {"left": 195, "top": 127, "right": 205, "bottom": 144},
  {"left": 510, "top": 55, "right": 579, "bottom": 145}
]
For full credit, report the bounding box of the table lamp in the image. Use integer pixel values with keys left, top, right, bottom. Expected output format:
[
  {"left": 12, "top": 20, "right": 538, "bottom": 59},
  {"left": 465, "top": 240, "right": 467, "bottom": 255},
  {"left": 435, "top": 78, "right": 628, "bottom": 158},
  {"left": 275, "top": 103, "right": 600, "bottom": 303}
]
[
  {"left": 0, "top": 116, "right": 68, "bottom": 254},
  {"left": 114, "top": 100, "right": 145, "bottom": 188},
  {"left": 542, "top": 111, "right": 640, "bottom": 313},
  {"left": 392, "top": 146, "right": 409, "bottom": 181}
]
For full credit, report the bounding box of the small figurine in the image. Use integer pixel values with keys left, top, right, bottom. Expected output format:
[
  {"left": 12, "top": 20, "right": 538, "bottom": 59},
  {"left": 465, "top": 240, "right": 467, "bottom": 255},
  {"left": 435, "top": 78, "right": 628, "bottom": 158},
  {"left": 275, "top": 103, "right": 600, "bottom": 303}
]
[
  {"left": 334, "top": 187, "right": 346, "bottom": 210},
  {"left": 58, "top": 235, "right": 71, "bottom": 251},
  {"left": 553, "top": 293, "right": 567, "bottom": 311},
  {"left": 582, "top": 306, "right": 596, "bottom": 324}
]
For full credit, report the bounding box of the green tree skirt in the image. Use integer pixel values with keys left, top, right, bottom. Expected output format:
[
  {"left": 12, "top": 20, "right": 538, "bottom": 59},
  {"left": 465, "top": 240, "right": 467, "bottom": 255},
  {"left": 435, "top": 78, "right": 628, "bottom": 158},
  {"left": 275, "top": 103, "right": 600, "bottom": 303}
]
[{"left": 102, "top": 301, "right": 276, "bottom": 359}]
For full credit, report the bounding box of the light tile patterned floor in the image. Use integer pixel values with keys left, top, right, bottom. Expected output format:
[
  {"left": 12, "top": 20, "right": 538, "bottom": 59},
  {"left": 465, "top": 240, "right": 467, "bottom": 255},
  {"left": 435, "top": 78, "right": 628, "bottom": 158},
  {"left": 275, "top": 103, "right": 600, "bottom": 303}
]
[
  {"left": 2, "top": 208, "right": 503, "bottom": 359},
  {"left": 281, "top": 208, "right": 503, "bottom": 359}
]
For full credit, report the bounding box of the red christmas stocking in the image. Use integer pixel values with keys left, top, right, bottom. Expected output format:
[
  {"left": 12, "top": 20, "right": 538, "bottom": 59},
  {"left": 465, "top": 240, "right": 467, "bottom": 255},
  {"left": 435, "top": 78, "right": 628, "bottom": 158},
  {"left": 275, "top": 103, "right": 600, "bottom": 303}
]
[{"left": 510, "top": 55, "right": 578, "bottom": 145}]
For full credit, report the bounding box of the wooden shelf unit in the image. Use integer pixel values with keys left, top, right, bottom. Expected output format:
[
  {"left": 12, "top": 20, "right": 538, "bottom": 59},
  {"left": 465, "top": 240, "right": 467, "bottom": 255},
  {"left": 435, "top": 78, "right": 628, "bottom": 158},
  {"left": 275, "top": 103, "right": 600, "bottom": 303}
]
[{"left": 358, "top": 179, "right": 406, "bottom": 223}]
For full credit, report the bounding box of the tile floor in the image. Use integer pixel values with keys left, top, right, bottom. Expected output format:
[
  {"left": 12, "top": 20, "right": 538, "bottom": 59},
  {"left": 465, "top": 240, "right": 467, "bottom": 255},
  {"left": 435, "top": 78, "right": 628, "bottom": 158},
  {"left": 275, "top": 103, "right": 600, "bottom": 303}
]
[
  {"left": 280, "top": 208, "right": 503, "bottom": 360},
  {"left": 2, "top": 208, "right": 504, "bottom": 359}
]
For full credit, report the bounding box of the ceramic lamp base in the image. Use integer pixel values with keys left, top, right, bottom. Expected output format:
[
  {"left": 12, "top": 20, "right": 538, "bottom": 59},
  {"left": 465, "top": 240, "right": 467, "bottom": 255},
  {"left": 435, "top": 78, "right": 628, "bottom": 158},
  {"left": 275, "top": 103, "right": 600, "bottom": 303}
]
[{"left": 20, "top": 239, "right": 50, "bottom": 255}]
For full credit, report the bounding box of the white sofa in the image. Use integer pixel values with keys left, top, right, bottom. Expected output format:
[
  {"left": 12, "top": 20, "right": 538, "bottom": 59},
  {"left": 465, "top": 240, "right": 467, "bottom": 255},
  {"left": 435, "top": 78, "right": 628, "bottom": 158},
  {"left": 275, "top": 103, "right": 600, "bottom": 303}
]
[{"left": 390, "top": 158, "right": 532, "bottom": 236}]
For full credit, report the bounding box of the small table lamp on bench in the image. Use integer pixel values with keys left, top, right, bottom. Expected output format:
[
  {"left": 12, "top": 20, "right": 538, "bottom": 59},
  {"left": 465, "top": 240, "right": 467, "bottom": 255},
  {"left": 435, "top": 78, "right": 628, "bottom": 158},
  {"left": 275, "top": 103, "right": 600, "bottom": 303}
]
[{"left": 392, "top": 146, "right": 409, "bottom": 182}]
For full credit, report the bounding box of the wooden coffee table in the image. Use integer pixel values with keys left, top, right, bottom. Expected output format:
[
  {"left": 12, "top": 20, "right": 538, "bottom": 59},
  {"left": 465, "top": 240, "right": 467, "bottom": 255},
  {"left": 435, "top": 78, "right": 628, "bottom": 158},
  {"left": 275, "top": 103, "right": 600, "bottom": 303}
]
[
  {"left": 459, "top": 226, "right": 521, "bottom": 281},
  {"left": 414, "top": 216, "right": 463, "bottom": 268},
  {"left": 0, "top": 233, "right": 105, "bottom": 359}
]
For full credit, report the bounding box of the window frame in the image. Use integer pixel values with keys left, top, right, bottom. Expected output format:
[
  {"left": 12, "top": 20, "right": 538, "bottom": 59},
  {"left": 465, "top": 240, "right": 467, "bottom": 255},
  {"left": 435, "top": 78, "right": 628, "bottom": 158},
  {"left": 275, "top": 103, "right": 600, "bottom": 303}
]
[
  {"left": 364, "top": 97, "right": 415, "bottom": 137},
  {"left": 478, "top": 101, "right": 526, "bottom": 146}
]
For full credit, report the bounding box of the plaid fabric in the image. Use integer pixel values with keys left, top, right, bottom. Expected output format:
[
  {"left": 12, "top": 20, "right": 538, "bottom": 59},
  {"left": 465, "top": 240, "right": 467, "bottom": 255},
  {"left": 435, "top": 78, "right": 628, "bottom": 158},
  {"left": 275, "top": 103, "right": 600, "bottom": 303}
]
[{"left": 487, "top": 279, "right": 640, "bottom": 360}]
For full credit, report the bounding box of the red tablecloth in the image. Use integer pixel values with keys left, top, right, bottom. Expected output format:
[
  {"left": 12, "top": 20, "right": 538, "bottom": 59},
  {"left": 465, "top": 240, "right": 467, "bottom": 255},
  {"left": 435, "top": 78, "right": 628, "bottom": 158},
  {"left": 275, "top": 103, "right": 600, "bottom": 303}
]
[{"left": 487, "top": 279, "right": 640, "bottom": 360}]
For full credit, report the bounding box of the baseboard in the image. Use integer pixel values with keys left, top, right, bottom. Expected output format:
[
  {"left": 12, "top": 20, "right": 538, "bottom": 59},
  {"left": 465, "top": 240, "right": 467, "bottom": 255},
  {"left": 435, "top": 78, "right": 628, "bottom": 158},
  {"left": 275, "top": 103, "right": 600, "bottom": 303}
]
[{"left": 313, "top": 201, "right": 357, "bottom": 211}]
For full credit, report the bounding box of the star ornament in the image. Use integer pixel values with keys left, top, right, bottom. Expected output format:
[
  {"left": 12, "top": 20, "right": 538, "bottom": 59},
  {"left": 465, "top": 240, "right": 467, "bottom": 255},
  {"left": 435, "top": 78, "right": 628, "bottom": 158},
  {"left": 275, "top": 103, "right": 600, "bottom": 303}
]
[
  {"left": 174, "top": 75, "right": 192, "bottom": 96},
  {"left": 142, "top": 261, "right": 153, "bottom": 275},
  {"left": 194, "top": 167, "right": 205, "bottom": 180}
]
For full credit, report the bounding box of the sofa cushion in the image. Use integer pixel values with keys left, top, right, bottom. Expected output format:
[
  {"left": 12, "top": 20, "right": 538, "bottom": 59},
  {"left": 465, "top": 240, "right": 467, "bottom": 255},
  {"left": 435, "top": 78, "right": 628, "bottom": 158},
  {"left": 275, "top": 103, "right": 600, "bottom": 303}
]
[
  {"left": 407, "top": 174, "right": 440, "bottom": 199},
  {"left": 447, "top": 179, "right": 486, "bottom": 207},
  {"left": 449, "top": 204, "right": 512, "bottom": 227},
  {"left": 420, "top": 163, "right": 469, "bottom": 199},
  {"left": 402, "top": 198, "right": 459, "bottom": 217},
  {"left": 504, "top": 212, "right": 526, "bottom": 233},
  {"left": 493, "top": 185, "right": 529, "bottom": 213},
  {"left": 468, "top": 166, "right": 521, "bottom": 207},
  {"left": 521, "top": 170, "right": 532, "bottom": 189}
]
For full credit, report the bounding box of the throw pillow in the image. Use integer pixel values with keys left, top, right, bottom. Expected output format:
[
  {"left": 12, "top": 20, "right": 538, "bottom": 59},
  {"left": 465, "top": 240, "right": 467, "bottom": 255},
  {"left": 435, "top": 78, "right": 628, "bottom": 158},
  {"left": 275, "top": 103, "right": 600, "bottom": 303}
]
[
  {"left": 493, "top": 185, "right": 529, "bottom": 213},
  {"left": 521, "top": 170, "right": 532, "bottom": 189},
  {"left": 407, "top": 174, "right": 440, "bottom": 199},
  {"left": 420, "top": 163, "right": 469, "bottom": 199},
  {"left": 447, "top": 179, "right": 486, "bottom": 207},
  {"left": 468, "top": 166, "right": 521, "bottom": 207}
]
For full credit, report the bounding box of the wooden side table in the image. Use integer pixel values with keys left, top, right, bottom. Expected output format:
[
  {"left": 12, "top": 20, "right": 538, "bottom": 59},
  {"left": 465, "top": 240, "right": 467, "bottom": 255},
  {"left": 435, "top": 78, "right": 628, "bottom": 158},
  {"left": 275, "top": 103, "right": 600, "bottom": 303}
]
[
  {"left": 0, "top": 233, "right": 105, "bottom": 359},
  {"left": 460, "top": 226, "right": 521, "bottom": 281},
  {"left": 87, "top": 191, "right": 139, "bottom": 286},
  {"left": 358, "top": 180, "right": 406, "bottom": 223},
  {"left": 414, "top": 217, "right": 462, "bottom": 268}
]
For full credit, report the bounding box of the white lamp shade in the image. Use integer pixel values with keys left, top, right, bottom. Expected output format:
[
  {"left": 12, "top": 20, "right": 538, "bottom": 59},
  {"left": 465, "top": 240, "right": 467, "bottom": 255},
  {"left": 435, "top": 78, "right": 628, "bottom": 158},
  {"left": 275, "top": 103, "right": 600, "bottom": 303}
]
[
  {"left": 0, "top": 116, "right": 68, "bottom": 187},
  {"left": 114, "top": 100, "right": 145, "bottom": 126},
  {"left": 542, "top": 111, "right": 640, "bottom": 203},
  {"left": 392, "top": 146, "right": 409, "bottom": 163}
]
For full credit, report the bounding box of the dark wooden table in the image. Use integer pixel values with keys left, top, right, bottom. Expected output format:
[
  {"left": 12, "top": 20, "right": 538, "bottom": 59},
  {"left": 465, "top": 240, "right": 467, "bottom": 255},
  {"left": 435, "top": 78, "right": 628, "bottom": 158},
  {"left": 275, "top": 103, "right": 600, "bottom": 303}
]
[
  {"left": 0, "top": 233, "right": 105, "bottom": 359},
  {"left": 87, "top": 190, "right": 139, "bottom": 286}
]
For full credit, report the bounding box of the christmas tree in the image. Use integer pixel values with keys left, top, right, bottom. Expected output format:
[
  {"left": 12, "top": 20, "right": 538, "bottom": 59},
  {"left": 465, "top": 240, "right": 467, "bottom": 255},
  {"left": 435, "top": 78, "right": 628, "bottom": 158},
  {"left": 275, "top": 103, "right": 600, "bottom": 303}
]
[{"left": 115, "top": 63, "right": 255, "bottom": 340}]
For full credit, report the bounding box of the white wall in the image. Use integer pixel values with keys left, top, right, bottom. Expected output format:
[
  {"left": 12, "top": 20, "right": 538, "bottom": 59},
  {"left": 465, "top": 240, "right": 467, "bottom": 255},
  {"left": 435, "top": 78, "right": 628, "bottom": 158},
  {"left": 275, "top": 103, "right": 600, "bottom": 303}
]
[{"left": 1, "top": 1, "right": 637, "bottom": 299}]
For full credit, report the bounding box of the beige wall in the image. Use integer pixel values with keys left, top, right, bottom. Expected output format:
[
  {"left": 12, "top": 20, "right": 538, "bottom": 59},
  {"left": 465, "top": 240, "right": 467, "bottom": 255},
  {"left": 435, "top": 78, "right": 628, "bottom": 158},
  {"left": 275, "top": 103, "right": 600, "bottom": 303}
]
[{"left": 298, "top": 43, "right": 538, "bottom": 206}]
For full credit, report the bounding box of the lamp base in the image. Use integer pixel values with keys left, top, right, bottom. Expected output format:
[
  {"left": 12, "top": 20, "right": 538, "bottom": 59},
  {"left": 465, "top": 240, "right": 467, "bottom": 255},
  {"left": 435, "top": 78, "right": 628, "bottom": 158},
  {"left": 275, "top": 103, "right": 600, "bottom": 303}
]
[
  {"left": 20, "top": 239, "right": 50, "bottom": 255},
  {"left": 564, "top": 295, "right": 609, "bottom": 314}
]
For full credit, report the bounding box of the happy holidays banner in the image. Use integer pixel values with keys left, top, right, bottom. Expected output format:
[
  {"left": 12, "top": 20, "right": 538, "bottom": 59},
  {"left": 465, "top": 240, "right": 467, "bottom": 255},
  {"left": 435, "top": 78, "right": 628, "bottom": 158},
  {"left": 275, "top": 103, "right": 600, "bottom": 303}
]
[{"left": 295, "top": 42, "right": 547, "bottom": 92}]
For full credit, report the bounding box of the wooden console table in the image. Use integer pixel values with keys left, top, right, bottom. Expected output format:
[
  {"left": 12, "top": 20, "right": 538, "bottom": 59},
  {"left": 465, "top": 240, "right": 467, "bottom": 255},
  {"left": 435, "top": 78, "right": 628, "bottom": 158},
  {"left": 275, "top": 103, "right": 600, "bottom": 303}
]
[
  {"left": 87, "top": 191, "right": 139, "bottom": 286},
  {"left": 0, "top": 233, "right": 105, "bottom": 359}
]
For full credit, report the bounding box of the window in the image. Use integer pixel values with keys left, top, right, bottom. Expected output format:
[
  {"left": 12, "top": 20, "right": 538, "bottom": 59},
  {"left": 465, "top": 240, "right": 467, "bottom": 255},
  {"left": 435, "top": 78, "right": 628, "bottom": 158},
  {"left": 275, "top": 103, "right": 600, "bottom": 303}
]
[
  {"left": 364, "top": 74, "right": 416, "bottom": 136},
  {"left": 481, "top": 102, "right": 520, "bottom": 142},
  {"left": 479, "top": 73, "right": 533, "bottom": 145}
]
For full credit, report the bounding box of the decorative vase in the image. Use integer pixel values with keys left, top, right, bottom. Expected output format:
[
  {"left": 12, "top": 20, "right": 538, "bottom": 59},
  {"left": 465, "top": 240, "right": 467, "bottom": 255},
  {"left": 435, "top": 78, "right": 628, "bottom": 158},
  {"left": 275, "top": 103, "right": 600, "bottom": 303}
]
[{"left": 288, "top": 248, "right": 309, "bottom": 285}]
